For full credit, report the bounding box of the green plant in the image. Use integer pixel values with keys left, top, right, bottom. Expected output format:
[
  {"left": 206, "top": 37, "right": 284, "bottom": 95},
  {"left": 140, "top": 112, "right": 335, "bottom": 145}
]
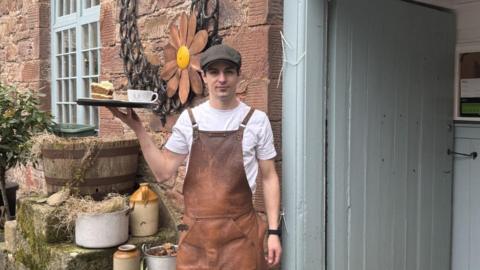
[{"left": 0, "top": 82, "right": 54, "bottom": 220}]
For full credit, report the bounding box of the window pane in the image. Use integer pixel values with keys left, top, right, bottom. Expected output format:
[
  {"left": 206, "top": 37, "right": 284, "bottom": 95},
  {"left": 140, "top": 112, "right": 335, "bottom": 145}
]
[
  {"left": 63, "top": 30, "right": 69, "bottom": 53},
  {"left": 58, "top": 0, "right": 63, "bottom": 17},
  {"left": 85, "top": 0, "right": 91, "bottom": 9},
  {"left": 64, "top": 104, "right": 70, "bottom": 123},
  {"left": 65, "top": 0, "right": 70, "bottom": 15},
  {"left": 71, "top": 104, "right": 77, "bottom": 123},
  {"left": 91, "top": 50, "right": 98, "bottom": 75},
  {"left": 57, "top": 104, "right": 63, "bottom": 123},
  {"left": 82, "top": 24, "right": 89, "bottom": 49},
  {"left": 56, "top": 32, "right": 62, "bottom": 54},
  {"left": 71, "top": 79, "right": 77, "bottom": 100},
  {"left": 83, "top": 52, "right": 89, "bottom": 75},
  {"left": 64, "top": 80, "right": 70, "bottom": 102},
  {"left": 84, "top": 105, "right": 90, "bottom": 125},
  {"left": 70, "top": 54, "right": 76, "bottom": 76},
  {"left": 92, "top": 76, "right": 98, "bottom": 83},
  {"left": 63, "top": 55, "right": 68, "bottom": 77},
  {"left": 72, "top": 0, "right": 76, "bottom": 13},
  {"left": 57, "top": 56, "right": 62, "bottom": 77},
  {"left": 91, "top": 22, "right": 98, "bottom": 48},
  {"left": 70, "top": 28, "right": 76, "bottom": 52},
  {"left": 84, "top": 78, "right": 90, "bottom": 97},
  {"left": 57, "top": 80, "right": 62, "bottom": 101},
  {"left": 94, "top": 0, "right": 100, "bottom": 6},
  {"left": 93, "top": 107, "right": 98, "bottom": 127}
]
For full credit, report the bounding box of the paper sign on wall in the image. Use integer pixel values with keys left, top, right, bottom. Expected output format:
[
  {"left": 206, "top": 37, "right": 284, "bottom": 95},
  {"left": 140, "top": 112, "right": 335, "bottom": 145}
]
[{"left": 461, "top": 78, "right": 480, "bottom": 98}]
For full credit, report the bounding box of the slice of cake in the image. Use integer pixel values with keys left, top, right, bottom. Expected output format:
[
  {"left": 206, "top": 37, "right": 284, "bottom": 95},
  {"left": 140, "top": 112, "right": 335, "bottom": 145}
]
[{"left": 91, "top": 81, "right": 114, "bottom": 99}]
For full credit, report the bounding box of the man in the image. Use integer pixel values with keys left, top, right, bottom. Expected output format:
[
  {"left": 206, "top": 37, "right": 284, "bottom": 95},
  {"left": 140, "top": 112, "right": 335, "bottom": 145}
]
[{"left": 108, "top": 44, "right": 282, "bottom": 269}]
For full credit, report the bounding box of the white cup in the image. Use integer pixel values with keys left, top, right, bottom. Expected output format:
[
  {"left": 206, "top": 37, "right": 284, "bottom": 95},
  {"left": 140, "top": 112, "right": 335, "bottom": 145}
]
[{"left": 127, "top": 89, "right": 159, "bottom": 103}]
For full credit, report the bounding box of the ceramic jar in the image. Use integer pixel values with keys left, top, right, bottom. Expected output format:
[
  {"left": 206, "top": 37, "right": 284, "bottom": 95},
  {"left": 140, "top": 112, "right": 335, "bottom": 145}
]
[
  {"left": 129, "top": 183, "right": 159, "bottom": 236},
  {"left": 113, "top": 244, "right": 140, "bottom": 270}
]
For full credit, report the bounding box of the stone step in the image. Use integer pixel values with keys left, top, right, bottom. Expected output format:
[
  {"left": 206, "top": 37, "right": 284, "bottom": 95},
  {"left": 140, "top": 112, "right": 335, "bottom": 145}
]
[
  {"left": 1, "top": 196, "right": 177, "bottom": 270},
  {"left": 1, "top": 227, "right": 176, "bottom": 270}
]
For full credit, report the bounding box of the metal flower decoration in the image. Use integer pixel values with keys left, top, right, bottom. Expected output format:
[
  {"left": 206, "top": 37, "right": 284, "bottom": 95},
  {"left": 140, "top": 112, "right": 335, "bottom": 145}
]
[{"left": 161, "top": 12, "right": 208, "bottom": 104}]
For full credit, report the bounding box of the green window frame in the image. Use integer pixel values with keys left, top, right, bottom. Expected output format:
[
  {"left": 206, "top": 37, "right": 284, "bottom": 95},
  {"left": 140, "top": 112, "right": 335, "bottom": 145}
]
[{"left": 51, "top": 0, "right": 101, "bottom": 127}]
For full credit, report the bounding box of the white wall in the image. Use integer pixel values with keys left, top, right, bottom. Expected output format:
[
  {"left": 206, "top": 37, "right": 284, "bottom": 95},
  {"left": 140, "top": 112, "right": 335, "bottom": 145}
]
[{"left": 455, "top": 0, "right": 480, "bottom": 44}]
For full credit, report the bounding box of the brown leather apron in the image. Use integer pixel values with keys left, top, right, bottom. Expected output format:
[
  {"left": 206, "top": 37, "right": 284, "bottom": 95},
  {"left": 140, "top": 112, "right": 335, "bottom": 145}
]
[{"left": 176, "top": 107, "right": 268, "bottom": 270}]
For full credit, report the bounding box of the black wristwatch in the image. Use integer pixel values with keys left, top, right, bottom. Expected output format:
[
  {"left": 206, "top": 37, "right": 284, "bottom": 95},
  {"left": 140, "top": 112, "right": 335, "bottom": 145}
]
[{"left": 268, "top": 229, "right": 281, "bottom": 237}]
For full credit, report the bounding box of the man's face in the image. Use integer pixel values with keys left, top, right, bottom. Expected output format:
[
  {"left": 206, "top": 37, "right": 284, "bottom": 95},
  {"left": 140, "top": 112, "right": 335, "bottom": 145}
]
[{"left": 202, "top": 61, "right": 240, "bottom": 102}]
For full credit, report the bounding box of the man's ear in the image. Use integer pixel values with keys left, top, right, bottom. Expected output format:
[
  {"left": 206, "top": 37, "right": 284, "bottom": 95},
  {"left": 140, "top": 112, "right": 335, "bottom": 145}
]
[{"left": 201, "top": 70, "right": 207, "bottom": 83}]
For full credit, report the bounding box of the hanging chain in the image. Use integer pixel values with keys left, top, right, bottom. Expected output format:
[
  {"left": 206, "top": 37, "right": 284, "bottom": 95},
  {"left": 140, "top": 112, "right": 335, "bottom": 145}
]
[
  {"left": 119, "top": 0, "right": 221, "bottom": 125},
  {"left": 191, "top": 0, "right": 222, "bottom": 47}
]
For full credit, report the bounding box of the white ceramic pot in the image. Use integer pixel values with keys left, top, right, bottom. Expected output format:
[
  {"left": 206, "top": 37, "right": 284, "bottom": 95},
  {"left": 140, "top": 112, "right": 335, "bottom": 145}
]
[
  {"left": 75, "top": 207, "right": 129, "bottom": 248},
  {"left": 142, "top": 244, "right": 177, "bottom": 270}
]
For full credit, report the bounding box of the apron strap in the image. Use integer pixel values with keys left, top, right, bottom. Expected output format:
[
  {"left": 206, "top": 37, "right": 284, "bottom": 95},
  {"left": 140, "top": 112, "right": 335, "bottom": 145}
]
[
  {"left": 240, "top": 107, "right": 255, "bottom": 129},
  {"left": 237, "top": 107, "right": 255, "bottom": 141},
  {"left": 187, "top": 108, "right": 199, "bottom": 141}
]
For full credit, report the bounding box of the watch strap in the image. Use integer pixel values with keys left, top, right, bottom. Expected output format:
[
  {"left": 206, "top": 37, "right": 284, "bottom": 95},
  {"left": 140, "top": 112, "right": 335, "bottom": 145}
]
[{"left": 268, "top": 229, "right": 281, "bottom": 237}]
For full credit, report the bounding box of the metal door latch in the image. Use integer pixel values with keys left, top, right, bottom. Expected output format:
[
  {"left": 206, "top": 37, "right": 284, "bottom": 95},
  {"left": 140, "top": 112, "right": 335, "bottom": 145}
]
[{"left": 447, "top": 149, "right": 478, "bottom": 159}]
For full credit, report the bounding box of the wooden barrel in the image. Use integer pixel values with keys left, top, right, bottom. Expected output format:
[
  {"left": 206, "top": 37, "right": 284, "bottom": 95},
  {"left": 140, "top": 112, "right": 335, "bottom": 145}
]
[{"left": 41, "top": 138, "right": 140, "bottom": 199}]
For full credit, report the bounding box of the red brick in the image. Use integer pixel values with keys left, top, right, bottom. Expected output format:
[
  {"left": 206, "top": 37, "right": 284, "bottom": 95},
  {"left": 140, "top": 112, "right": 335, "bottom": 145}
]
[
  {"left": 18, "top": 40, "right": 34, "bottom": 60},
  {"left": 26, "top": 4, "right": 39, "bottom": 30},
  {"left": 33, "top": 27, "right": 50, "bottom": 60},
  {"left": 156, "top": 0, "right": 184, "bottom": 10},
  {"left": 38, "top": 2, "right": 51, "bottom": 28},
  {"left": 219, "top": 0, "right": 246, "bottom": 29},
  {"left": 141, "top": 14, "right": 169, "bottom": 41},
  {"left": 223, "top": 26, "right": 270, "bottom": 79},
  {"left": 5, "top": 43, "right": 18, "bottom": 62},
  {"left": 101, "top": 45, "right": 125, "bottom": 75},
  {"left": 100, "top": 1, "right": 117, "bottom": 47},
  {"left": 242, "top": 78, "right": 269, "bottom": 112},
  {"left": 269, "top": 0, "right": 283, "bottom": 25},
  {"left": 270, "top": 120, "right": 282, "bottom": 161},
  {"left": 136, "top": 0, "right": 157, "bottom": 17},
  {"left": 248, "top": 0, "right": 268, "bottom": 26},
  {"left": 21, "top": 60, "right": 40, "bottom": 82}
]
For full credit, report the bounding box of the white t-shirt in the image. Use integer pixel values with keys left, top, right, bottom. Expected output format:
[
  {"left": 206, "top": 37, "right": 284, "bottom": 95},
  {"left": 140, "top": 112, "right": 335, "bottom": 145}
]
[{"left": 165, "top": 101, "right": 277, "bottom": 192}]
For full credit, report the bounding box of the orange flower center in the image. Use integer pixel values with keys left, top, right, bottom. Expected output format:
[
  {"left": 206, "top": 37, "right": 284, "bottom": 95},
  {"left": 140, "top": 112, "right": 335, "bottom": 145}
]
[{"left": 176, "top": 46, "right": 190, "bottom": 70}]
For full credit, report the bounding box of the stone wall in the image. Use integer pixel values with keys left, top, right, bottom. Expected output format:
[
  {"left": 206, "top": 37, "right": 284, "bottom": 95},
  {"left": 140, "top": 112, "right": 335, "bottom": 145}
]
[
  {"left": 98, "top": 0, "right": 283, "bottom": 217},
  {"left": 0, "top": 0, "right": 283, "bottom": 223},
  {"left": 0, "top": 0, "right": 51, "bottom": 110},
  {"left": 0, "top": 0, "right": 51, "bottom": 194}
]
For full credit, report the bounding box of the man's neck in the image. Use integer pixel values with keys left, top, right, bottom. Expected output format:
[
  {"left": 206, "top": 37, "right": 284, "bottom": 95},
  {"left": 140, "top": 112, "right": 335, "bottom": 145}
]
[{"left": 209, "top": 97, "right": 240, "bottom": 110}]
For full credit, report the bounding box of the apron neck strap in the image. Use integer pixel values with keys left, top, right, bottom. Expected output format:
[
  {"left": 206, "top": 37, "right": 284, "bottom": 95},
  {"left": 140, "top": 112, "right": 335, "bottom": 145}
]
[
  {"left": 239, "top": 107, "right": 255, "bottom": 130},
  {"left": 187, "top": 108, "right": 199, "bottom": 140}
]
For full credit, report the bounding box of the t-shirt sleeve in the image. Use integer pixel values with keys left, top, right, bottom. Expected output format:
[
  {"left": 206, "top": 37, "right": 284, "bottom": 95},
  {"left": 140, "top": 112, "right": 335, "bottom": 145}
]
[
  {"left": 165, "top": 111, "right": 191, "bottom": 155},
  {"left": 256, "top": 113, "right": 277, "bottom": 160}
]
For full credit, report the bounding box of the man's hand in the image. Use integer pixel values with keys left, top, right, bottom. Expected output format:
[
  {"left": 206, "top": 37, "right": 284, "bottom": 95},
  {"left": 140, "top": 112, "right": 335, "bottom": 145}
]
[
  {"left": 107, "top": 107, "right": 143, "bottom": 132},
  {"left": 266, "top": 234, "right": 282, "bottom": 268}
]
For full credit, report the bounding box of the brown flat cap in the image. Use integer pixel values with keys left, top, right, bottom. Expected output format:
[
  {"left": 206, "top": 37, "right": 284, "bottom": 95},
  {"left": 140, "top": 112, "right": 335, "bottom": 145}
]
[{"left": 200, "top": 44, "right": 242, "bottom": 70}]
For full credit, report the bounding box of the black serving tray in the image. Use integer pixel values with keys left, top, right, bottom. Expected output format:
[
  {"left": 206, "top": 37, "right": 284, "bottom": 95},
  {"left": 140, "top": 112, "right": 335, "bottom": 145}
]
[{"left": 76, "top": 98, "right": 155, "bottom": 108}]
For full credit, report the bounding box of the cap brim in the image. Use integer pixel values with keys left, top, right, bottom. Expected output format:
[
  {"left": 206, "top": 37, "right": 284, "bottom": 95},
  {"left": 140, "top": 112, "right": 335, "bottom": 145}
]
[{"left": 202, "top": 59, "right": 240, "bottom": 70}]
